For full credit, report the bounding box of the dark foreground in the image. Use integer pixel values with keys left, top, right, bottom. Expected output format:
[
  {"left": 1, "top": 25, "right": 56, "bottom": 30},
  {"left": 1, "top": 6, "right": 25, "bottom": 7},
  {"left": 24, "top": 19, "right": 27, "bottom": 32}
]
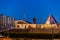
[
  {"left": 0, "top": 29, "right": 60, "bottom": 39},
  {"left": 1, "top": 33, "right": 60, "bottom": 39}
]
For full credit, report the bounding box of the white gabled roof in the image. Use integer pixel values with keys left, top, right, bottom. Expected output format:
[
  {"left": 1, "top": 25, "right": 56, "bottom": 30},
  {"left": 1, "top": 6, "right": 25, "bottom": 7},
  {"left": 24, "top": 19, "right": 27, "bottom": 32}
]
[{"left": 45, "top": 15, "right": 57, "bottom": 24}]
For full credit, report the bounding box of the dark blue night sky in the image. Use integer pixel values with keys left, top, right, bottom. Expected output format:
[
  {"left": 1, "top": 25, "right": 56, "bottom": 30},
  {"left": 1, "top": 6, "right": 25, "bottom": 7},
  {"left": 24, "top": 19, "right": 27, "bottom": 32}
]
[{"left": 0, "top": 0, "right": 60, "bottom": 23}]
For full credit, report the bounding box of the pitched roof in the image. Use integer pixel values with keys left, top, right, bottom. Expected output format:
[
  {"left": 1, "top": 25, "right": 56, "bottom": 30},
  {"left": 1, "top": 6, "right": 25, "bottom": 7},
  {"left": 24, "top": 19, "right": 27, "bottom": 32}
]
[
  {"left": 15, "top": 20, "right": 31, "bottom": 24},
  {"left": 45, "top": 15, "right": 57, "bottom": 24}
]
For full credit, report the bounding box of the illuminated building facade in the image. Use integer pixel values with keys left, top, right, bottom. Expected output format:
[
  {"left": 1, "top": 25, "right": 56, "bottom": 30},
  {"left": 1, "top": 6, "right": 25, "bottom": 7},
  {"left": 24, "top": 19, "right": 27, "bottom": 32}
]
[
  {"left": 0, "top": 14, "right": 59, "bottom": 38},
  {"left": 0, "top": 14, "right": 15, "bottom": 27},
  {"left": 14, "top": 20, "right": 36, "bottom": 29},
  {"left": 0, "top": 14, "right": 59, "bottom": 29},
  {"left": 15, "top": 15, "right": 59, "bottom": 29}
]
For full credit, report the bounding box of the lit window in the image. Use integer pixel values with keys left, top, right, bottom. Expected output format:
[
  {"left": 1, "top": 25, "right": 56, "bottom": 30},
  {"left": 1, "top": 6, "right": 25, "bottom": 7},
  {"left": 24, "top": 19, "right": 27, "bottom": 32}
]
[
  {"left": 46, "top": 21, "right": 50, "bottom": 24},
  {"left": 20, "top": 24, "right": 25, "bottom": 29},
  {"left": 52, "top": 24, "right": 57, "bottom": 28},
  {"left": 41, "top": 25, "right": 44, "bottom": 29},
  {"left": 17, "top": 25, "right": 19, "bottom": 28}
]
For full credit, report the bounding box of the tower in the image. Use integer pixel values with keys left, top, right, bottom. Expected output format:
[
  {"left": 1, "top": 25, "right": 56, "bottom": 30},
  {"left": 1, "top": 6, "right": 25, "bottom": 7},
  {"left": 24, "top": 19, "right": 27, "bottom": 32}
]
[{"left": 33, "top": 18, "right": 37, "bottom": 24}]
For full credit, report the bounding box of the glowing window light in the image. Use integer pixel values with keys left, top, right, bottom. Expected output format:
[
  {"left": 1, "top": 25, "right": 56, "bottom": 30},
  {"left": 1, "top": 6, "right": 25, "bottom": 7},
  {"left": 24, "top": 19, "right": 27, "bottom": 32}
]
[
  {"left": 52, "top": 24, "right": 57, "bottom": 28},
  {"left": 46, "top": 21, "right": 50, "bottom": 24},
  {"left": 41, "top": 25, "right": 44, "bottom": 29},
  {"left": 20, "top": 24, "right": 25, "bottom": 29}
]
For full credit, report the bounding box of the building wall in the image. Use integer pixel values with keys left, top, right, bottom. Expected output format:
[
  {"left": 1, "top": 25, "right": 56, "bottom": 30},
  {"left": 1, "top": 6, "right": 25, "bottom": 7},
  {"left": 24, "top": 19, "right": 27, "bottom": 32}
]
[
  {"left": 15, "top": 24, "right": 36, "bottom": 29},
  {"left": 37, "top": 24, "right": 58, "bottom": 29},
  {"left": 0, "top": 14, "right": 3, "bottom": 27},
  {"left": 0, "top": 14, "right": 15, "bottom": 27},
  {"left": 15, "top": 22, "right": 58, "bottom": 29}
]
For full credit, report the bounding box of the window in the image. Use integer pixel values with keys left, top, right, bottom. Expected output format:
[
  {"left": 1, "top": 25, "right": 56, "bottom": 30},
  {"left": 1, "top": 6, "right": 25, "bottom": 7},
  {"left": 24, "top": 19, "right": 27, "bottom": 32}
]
[
  {"left": 41, "top": 25, "right": 44, "bottom": 29},
  {"left": 20, "top": 24, "right": 25, "bottom": 29},
  {"left": 17, "top": 25, "right": 19, "bottom": 28},
  {"left": 46, "top": 21, "right": 50, "bottom": 24},
  {"left": 17, "top": 21, "right": 23, "bottom": 24}
]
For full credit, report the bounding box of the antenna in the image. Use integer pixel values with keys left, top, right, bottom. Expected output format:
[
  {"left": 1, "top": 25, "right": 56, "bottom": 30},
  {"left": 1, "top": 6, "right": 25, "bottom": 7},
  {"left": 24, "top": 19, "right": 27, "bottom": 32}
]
[{"left": 23, "top": 13, "right": 26, "bottom": 20}]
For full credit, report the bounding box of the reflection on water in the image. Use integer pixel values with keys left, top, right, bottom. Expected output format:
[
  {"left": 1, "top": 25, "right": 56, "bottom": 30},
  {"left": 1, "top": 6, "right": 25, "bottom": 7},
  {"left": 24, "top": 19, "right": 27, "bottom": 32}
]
[{"left": 0, "top": 38, "right": 60, "bottom": 40}]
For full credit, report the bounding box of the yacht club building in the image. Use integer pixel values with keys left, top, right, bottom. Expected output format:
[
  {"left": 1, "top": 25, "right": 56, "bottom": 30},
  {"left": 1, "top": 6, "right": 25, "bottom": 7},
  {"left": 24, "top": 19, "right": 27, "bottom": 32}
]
[{"left": 14, "top": 15, "right": 59, "bottom": 29}]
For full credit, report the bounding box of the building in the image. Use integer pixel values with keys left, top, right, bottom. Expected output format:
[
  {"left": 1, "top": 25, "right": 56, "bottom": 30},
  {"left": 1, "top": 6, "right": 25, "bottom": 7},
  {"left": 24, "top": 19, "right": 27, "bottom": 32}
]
[
  {"left": 0, "top": 14, "right": 15, "bottom": 27},
  {"left": 14, "top": 20, "right": 36, "bottom": 29},
  {"left": 0, "top": 14, "right": 59, "bottom": 29},
  {"left": 0, "top": 14, "right": 3, "bottom": 27},
  {"left": 38, "top": 15, "right": 58, "bottom": 29},
  {"left": 14, "top": 15, "right": 59, "bottom": 29}
]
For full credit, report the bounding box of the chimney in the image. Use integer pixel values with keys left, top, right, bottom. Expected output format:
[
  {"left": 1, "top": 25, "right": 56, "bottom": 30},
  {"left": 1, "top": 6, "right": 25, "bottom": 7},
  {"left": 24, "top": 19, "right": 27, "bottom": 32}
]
[{"left": 33, "top": 18, "right": 37, "bottom": 24}]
